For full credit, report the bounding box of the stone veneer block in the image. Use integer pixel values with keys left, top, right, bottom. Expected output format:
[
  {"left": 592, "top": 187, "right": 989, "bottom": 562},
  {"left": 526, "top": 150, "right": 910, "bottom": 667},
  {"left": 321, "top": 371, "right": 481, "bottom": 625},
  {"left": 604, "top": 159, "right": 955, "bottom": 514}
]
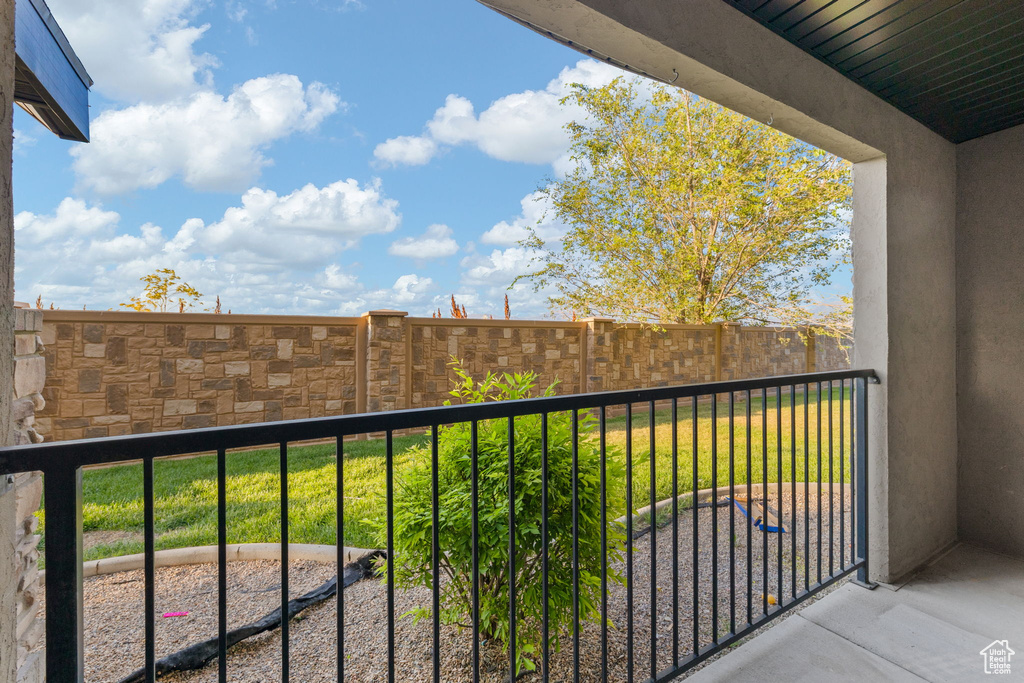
[
  {"left": 13, "top": 357, "right": 45, "bottom": 399},
  {"left": 163, "top": 399, "right": 197, "bottom": 416}
]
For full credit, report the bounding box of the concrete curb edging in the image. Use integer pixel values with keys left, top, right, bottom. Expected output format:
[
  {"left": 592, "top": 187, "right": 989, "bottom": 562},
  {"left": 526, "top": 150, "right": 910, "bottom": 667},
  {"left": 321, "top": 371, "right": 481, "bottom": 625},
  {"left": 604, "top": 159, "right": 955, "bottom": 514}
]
[
  {"left": 622, "top": 482, "right": 852, "bottom": 525},
  {"left": 40, "top": 543, "right": 379, "bottom": 586}
]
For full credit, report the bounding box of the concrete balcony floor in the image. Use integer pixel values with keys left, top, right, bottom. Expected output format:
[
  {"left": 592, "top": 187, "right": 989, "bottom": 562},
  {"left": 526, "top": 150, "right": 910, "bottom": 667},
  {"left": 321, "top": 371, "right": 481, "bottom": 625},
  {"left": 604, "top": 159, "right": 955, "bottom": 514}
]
[{"left": 688, "top": 544, "right": 1024, "bottom": 682}]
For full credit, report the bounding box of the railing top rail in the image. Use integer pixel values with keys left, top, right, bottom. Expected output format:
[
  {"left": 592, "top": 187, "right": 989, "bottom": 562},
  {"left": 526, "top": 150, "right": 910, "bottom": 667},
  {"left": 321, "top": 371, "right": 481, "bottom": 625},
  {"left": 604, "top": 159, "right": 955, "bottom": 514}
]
[{"left": 0, "top": 369, "right": 876, "bottom": 472}]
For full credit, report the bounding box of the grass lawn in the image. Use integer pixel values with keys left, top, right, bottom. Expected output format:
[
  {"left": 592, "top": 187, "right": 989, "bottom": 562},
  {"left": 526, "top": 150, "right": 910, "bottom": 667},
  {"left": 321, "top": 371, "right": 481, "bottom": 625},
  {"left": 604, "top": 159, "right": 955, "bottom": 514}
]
[{"left": 41, "top": 386, "right": 854, "bottom": 563}]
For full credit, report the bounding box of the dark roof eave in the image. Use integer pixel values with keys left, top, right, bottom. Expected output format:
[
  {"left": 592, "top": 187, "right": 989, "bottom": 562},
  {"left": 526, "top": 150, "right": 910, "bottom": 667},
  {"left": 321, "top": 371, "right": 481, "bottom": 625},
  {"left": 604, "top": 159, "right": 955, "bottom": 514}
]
[{"left": 25, "top": 0, "right": 93, "bottom": 89}]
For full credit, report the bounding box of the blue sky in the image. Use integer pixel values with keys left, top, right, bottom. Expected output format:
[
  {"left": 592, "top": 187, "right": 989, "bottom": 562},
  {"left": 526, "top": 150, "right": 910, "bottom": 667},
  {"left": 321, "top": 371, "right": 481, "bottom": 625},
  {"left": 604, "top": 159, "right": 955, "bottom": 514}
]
[{"left": 13, "top": 0, "right": 850, "bottom": 318}]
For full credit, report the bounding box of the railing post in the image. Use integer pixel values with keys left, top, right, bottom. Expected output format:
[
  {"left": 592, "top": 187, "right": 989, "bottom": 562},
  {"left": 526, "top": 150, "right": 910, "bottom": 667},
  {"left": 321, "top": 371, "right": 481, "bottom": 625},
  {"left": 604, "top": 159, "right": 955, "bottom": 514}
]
[
  {"left": 854, "top": 376, "right": 871, "bottom": 586},
  {"left": 43, "top": 465, "right": 84, "bottom": 682}
]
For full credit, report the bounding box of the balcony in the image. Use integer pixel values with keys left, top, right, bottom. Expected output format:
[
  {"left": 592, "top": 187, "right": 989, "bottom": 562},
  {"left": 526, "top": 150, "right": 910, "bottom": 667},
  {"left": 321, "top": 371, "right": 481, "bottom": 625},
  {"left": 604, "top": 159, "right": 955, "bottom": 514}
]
[{"left": 1, "top": 370, "right": 873, "bottom": 682}]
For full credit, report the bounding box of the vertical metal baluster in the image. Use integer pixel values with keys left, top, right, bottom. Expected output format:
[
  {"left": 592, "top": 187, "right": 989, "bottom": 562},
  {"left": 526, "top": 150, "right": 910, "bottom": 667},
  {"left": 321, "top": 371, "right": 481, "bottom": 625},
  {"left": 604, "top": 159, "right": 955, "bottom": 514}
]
[
  {"left": 281, "top": 442, "right": 290, "bottom": 682},
  {"left": 745, "top": 390, "right": 752, "bottom": 625},
  {"left": 626, "top": 403, "right": 634, "bottom": 682},
  {"left": 431, "top": 426, "right": 441, "bottom": 683},
  {"left": 803, "top": 385, "right": 810, "bottom": 592},
  {"left": 43, "top": 465, "right": 84, "bottom": 681},
  {"left": 776, "top": 386, "right": 782, "bottom": 606},
  {"left": 386, "top": 431, "right": 395, "bottom": 683},
  {"left": 817, "top": 381, "right": 823, "bottom": 586},
  {"left": 850, "top": 382, "right": 856, "bottom": 569},
  {"left": 728, "top": 391, "right": 735, "bottom": 636},
  {"left": 471, "top": 421, "right": 480, "bottom": 682},
  {"left": 856, "top": 378, "right": 869, "bottom": 584},
  {"left": 572, "top": 409, "right": 581, "bottom": 683},
  {"left": 671, "top": 397, "right": 679, "bottom": 666},
  {"left": 790, "top": 385, "right": 797, "bottom": 600},
  {"left": 711, "top": 395, "right": 718, "bottom": 645},
  {"left": 146, "top": 456, "right": 157, "bottom": 683},
  {"left": 508, "top": 417, "right": 517, "bottom": 683},
  {"left": 691, "top": 396, "right": 699, "bottom": 657},
  {"left": 542, "top": 413, "right": 551, "bottom": 682},
  {"left": 648, "top": 400, "right": 657, "bottom": 679},
  {"left": 336, "top": 438, "right": 344, "bottom": 683},
  {"left": 215, "top": 450, "right": 226, "bottom": 683},
  {"left": 840, "top": 381, "right": 846, "bottom": 570},
  {"left": 828, "top": 382, "right": 834, "bottom": 578},
  {"left": 599, "top": 408, "right": 608, "bottom": 681},
  {"left": 761, "top": 388, "right": 768, "bottom": 618}
]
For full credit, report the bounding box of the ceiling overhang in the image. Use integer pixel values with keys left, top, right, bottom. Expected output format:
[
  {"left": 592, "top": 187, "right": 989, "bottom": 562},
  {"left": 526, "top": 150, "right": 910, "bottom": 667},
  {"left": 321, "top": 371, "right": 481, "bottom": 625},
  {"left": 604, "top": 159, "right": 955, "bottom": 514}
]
[{"left": 721, "top": 0, "right": 1024, "bottom": 143}]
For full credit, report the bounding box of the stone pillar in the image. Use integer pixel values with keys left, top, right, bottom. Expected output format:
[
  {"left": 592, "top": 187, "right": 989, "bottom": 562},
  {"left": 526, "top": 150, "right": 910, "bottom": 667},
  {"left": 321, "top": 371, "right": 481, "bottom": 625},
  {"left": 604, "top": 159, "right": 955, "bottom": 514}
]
[
  {"left": 1, "top": 1, "right": 19, "bottom": 679},
  {"left": 582, "top": 317, "right": 614, "bottom": 393},
  {"left": 717, "top": 322, "right": 742, "bottom": 381},
  {"left": 364, "top": 311, "right": 409, "bottom": 413},
  {"left": 13, "top": 309, "right": 45, "bottom": 446},
  {"left": 10, "top": 308, "right": 44, "bottom": 682}
]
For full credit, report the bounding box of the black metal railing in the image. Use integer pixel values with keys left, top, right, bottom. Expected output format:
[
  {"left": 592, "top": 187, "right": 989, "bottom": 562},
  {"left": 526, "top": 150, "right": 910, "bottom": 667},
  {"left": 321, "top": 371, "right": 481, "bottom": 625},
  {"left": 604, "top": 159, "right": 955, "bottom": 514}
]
[{"left": 0, "top": 369, "right": 875, "bottom": 682}]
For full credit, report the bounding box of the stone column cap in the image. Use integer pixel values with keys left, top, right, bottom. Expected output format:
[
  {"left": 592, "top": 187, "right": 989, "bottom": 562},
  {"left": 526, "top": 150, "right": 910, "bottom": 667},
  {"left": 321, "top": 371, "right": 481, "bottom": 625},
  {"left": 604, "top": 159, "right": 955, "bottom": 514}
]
[
  {"left": 363, "top": 310, "right": 409, "bottom": 317},
  {"left": 580, "top": 316, "right": 615, "bottom": 323}
]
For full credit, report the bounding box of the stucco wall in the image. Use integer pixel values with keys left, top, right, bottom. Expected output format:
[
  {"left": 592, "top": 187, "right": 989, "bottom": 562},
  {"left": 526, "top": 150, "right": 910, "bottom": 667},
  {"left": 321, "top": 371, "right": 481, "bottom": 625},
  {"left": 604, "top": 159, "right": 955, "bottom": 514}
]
[
  {"left": 480, "top": 0, "right": 959, "bottom": 582},
  {"left": 956, "top": 122, "right": 1024, "bottom": 559},
  {"left": 1, "top": 0, "right": 18, "bottom": 679}
]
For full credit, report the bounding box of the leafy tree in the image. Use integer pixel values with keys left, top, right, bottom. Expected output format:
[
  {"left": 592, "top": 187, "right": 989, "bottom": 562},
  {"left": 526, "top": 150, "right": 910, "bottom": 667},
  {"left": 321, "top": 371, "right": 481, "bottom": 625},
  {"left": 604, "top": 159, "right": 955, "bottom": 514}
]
[
  {"left": 385, "top": 362, "right": 626, "bottom": 673},
  {"left": 518, "top": 78, "right": 852, "bottom": 325},
  {"left": 120, "top": 268, "right": 203, "bottom": 313}
]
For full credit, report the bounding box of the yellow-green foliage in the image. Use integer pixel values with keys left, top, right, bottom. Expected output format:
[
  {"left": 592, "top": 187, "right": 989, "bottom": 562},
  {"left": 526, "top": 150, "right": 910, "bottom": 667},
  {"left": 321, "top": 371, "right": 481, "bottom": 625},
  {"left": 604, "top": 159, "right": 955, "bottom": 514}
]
[
  {"left": 518, "top": 77, "right": 852, "bottom": 325},
  {"left": 120, "top": 268, "right": 203, "bottom": 313}
]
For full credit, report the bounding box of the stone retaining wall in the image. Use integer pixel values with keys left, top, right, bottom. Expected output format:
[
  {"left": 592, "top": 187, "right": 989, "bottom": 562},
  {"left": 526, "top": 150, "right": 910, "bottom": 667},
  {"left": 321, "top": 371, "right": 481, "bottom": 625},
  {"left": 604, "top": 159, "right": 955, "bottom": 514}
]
[{"left": 37, "top": 310, "right": 849, "bottom": 442}]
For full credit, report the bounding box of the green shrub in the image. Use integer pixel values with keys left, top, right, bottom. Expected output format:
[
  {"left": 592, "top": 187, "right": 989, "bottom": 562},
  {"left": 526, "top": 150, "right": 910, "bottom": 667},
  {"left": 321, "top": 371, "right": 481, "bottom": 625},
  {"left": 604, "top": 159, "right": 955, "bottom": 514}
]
[{"left": 384, "top": 362, "right": 626, "bottom": 672}]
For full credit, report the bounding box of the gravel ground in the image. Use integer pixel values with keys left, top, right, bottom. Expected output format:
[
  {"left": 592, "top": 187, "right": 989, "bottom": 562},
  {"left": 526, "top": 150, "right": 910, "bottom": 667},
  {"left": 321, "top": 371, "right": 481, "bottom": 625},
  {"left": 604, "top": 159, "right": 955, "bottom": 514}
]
[{"left": 41, "top": 489, "right": 854, "bottom": 682}]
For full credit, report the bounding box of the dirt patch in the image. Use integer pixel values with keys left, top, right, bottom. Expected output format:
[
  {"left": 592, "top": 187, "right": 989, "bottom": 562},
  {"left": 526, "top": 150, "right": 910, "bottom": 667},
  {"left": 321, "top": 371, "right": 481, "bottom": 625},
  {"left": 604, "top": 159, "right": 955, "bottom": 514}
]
[{"left": 84, "top": 530, "right": 144, "bottom": 552}]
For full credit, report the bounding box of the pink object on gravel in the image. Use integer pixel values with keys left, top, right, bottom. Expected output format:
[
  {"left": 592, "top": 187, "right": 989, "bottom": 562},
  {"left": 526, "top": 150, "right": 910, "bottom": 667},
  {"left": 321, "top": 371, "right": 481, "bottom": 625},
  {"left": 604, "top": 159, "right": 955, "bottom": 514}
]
[{"left": 162, "top": 611, "right": 189, "bottom": 618}]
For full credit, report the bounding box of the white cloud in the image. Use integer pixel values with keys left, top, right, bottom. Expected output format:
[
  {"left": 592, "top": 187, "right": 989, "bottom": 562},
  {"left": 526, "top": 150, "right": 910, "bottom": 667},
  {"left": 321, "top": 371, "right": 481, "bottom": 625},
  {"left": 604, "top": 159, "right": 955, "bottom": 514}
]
[
  {"left": 374, "top": 59, "right": 624, "bottom": 169},
  {"left": 72, "top": 75, "right": 342, "bottom": 194},
  {"left": 373, "top": 135, "right": 438, "bottom": 167},
  {"left": 461, "top": 246, "right": 542, "bottom": 288},
  {"left": 388, "top": 224, "right": 459, "bottom": 259},
  {"left": 480, "top": 191, "right": 565, "bottom": 246},
  {"left": 383, "top": 274, "right": 433, "bottom": 304},
  {"left": 47, "top": 0, "right": 217, "bottom": 103},
  {"left": 317, "top": 264, "right": 360, "bottom": 291},
  {"left": 14, "top": 197, "right": 120, "bottom": 243},
  {"left": 306, "top": 271, "right": 435, "bottom": 316},
  {"left": 13, "top": 192, "right": 567, "bottom": 318},
  {"left": 14, "top": 179, "right": 402, "bottom": 312},
  {"left": 197, "top": 179, "right": 400, "bottom": 263}
]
